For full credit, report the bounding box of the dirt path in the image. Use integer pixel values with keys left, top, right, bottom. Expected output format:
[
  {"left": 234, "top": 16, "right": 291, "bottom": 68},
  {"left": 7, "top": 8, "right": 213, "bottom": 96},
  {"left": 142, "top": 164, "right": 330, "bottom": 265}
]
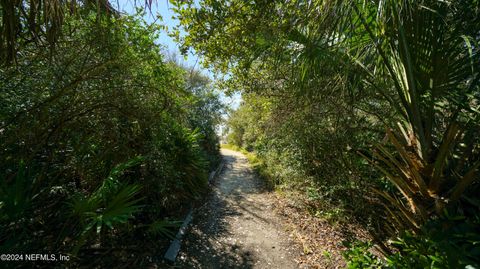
[{"left": 177, "top": 149, "right": 300, "bottom": 268}]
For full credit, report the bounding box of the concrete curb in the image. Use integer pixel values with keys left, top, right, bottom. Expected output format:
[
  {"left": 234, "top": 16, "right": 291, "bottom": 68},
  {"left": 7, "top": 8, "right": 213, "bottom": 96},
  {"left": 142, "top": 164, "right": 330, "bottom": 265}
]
[
  {"left": 209, "top": 161, "right": 225, "bottom": 184},
  {"left": 163, "top": 208, "right": 193, "bottom": 263},
  {"left": 162, "top": 160, "right": 225, "bottom": 264}
]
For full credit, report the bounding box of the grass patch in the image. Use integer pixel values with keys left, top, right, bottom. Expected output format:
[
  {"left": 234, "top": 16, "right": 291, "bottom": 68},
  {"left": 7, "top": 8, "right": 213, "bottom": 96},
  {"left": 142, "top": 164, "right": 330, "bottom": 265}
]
[
  {"left": 220, "top": 143, "right": 241, "bottom": 151},
  {"left": 221, "top": 144, "right": 275, "bottom": 190},
  {"left": 244, "top": 152, "right": 275, "bottom": 190}
]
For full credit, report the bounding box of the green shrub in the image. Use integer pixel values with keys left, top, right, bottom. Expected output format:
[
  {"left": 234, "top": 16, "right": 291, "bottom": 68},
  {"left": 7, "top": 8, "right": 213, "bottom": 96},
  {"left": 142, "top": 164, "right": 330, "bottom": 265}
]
[
  {"left": 386, "top": 216, "right": 480, "bottom": 269},
  {"left": 0, "top": 8, "right": 220, "bottom": 266},
  {"left": 343, "top": 241, "right": 385, "bottom": 269},
  {"left": 344, "top": 215, "right": 480, "bottom": 269}
]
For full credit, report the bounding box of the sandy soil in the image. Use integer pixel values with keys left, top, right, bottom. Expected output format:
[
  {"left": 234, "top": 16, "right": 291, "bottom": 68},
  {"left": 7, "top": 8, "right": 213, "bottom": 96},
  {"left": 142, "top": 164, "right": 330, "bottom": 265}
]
[{"left": 176, "top": 149, "right": 301, "bottom": 268}]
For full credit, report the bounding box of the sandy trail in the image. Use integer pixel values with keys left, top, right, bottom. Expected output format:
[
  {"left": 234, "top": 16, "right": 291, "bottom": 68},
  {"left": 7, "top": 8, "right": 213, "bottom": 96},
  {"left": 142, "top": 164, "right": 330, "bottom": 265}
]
[{"left": 177, "top": 148, "right": 299, "bottom": 268}]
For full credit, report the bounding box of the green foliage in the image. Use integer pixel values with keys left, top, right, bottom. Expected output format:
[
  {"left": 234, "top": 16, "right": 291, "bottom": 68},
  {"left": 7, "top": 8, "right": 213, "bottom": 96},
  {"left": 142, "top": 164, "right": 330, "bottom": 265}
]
[
  {"left": 147, "top": 219, "right": 182, "bottom": 239},
  {"left": 348, "top": 0, "right": 480, "bottom": 234},
  {"left": 344, "top": 214, "right": 480, "bottom": 269},
  {"left": 386, "top": 215, "right": 480, "bottom": 269},
  {"left": 68, "top": 160, "right": 143, "bottom": 254},
  {"left": 184, "top": 69, "right": 224, "bottom": 169},
  {"left": 0, "top": 162, "right": 35, "bottom": 223},
  {"left": 0, "top": 5, "right": 221, "bottom": 266},
  {"left": 220, "top": 144, "right": 241, "bottom": 151},
  {"left": 343, "top": 241, "right": 384, "bottom": 269},
  {"left": 0, "top": 1, "right": 153, "bottom": 65},
  {"left": 173, "top": 0, "right": 480, "bottom": 267}
]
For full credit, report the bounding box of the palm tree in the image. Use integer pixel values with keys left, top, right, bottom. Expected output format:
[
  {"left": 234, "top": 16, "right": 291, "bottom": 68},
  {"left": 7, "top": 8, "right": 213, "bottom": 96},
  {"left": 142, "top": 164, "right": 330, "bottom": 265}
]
[{"left": 338, "top": 0, "right": 480, "bottom": 232}]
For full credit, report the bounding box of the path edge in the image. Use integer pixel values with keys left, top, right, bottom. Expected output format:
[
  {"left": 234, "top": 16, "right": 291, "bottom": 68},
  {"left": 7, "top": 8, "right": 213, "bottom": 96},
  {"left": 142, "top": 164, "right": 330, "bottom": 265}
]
[{"left": 162, "top": 158, "right": 225, "bottom": 264}]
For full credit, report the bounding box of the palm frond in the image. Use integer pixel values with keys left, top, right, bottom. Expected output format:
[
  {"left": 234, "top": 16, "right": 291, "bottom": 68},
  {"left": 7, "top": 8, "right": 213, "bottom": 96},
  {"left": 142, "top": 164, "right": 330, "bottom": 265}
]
[{"left": 147, "top": 219, "right": 182, "bottom": 239}]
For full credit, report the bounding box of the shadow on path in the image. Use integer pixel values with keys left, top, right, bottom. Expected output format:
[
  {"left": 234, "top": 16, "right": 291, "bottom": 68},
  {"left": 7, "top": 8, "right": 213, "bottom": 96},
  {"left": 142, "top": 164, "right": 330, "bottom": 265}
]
[{"left": 176, "top": 149, "right": 298, "bottom": 269}]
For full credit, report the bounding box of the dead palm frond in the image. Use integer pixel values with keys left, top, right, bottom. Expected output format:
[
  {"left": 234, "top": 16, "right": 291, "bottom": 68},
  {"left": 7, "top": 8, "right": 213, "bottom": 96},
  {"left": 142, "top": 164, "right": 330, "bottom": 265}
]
[{"left": 0, "top": 0, "right": 145, "bottom": 65}]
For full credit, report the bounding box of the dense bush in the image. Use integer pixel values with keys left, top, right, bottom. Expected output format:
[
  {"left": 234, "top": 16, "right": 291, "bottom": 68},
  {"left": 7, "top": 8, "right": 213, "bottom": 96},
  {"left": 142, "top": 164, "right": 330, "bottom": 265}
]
[
  {"left": 344, "top": 213, "right": 480, "bottom": 269},
  {"left": 225, "top": 89, "right": 386, "bottom": 221},
  {"left": 173, "top": 0, "right": 480, "bottom": 266},
  {"left": 0, "top": 5, "right": 221, "bottom": 267}
]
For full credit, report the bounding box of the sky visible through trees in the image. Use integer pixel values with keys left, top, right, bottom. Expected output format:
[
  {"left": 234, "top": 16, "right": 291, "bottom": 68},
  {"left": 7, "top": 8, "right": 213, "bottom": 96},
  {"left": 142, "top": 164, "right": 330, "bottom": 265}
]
[
  {"left": 121, "top": 0, "right": 242, "bottom": 112},
  {"left": 0, "top": 1, "right": 479, "bottom": 268}
]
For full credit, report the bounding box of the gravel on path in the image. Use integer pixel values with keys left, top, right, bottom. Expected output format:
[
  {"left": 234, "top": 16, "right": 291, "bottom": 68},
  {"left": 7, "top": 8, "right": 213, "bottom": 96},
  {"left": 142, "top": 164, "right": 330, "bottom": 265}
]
[{"left": 177, "top": 149, "right": 300, "bottom": 269}]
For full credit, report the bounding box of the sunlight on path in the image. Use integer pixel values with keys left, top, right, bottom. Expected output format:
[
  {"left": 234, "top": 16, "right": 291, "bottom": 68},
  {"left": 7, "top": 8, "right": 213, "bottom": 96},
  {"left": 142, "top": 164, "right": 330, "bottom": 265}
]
[{"left": 177, "top": 149, "right": 299, "bottom": 268}]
